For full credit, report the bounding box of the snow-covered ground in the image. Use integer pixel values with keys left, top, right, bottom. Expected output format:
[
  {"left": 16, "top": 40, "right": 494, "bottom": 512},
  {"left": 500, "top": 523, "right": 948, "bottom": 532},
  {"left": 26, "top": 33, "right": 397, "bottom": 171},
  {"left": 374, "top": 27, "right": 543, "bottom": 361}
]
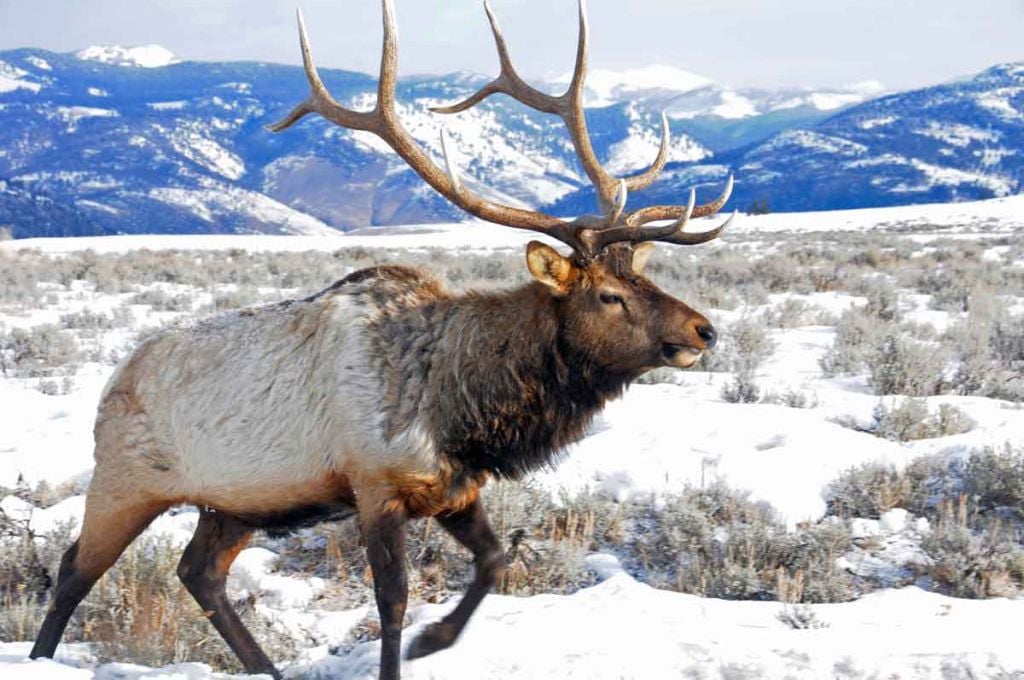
[{"left": 1, "top": 195, "right": 1023, "bottom": 678}]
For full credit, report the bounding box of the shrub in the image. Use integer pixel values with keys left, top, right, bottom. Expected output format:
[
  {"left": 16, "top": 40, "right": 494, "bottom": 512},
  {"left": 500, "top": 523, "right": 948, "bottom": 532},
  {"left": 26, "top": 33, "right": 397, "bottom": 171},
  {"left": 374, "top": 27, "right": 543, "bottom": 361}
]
[
  {"left": 820, "top": 305, "right": 883, "bottom": 376},
  {"left": 760, "top": 388, "right": 819, "bottom": 409},
  {"left": 922, "top": 506, "right": 1024, "bottom": 599},
  {"left": 0, "top": 324, "right": 80, "bottom": 378},
  {"left": 825, "top": 463, "right": 910, "bottom": 519},
  {"left": 762, "top": 298, "right": 812, "bottom": 329},
  {"left": 628, "top": 483, "right": 855, "bottom": 603},
  {"left": 129, "top": 288, "right": 194, "bottom": 312},
  {"left": 870, "top": 399, "right": 974, "bottom": 442},
  {"left": 714, "top": 316, "right": 777, "bottom": 401},
  {"left": 721, "top": 370, "right": 760, "bottom": 403},
  {"left": 825, "top": 447, "right": 1024, "bottom": 598},
  {"left": 868, "top": 332, "right": 946, "bottom": 396}
]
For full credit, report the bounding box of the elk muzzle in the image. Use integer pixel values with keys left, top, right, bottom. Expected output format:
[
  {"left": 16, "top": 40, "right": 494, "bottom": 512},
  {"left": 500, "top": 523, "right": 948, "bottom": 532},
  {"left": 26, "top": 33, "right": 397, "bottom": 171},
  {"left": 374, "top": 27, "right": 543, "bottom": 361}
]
[{"left": 661, "top": 319, "right": 716, "bottom": 368}]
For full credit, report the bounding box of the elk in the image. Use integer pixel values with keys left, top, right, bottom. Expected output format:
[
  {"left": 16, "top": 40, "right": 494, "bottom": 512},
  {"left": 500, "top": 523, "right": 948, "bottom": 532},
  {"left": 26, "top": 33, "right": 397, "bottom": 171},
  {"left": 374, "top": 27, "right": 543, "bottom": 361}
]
[{"left": 30, "top": 1, "right": 733, "bottom": 678}]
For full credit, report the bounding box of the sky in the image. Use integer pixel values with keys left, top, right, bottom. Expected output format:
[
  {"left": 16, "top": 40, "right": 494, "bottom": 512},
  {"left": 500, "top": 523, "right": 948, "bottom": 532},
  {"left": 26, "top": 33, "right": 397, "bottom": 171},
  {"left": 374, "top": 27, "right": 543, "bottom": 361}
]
[{"left": 0, "top": 0, "right": 1022, "bottom": 91}]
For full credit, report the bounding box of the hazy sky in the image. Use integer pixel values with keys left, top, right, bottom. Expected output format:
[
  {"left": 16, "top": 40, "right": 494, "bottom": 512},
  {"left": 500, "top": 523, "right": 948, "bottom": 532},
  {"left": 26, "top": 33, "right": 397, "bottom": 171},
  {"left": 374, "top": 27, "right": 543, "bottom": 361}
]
[{"left": 0, "top": 0, "right": 1022, "bottom": 90}]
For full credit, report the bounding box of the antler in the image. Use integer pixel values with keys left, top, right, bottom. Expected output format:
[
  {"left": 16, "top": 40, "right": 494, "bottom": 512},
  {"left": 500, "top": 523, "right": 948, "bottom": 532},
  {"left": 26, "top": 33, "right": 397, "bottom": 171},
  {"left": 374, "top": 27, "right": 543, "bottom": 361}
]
[{"left": 269, "top": 0, "right": 734, "bottom": 258}]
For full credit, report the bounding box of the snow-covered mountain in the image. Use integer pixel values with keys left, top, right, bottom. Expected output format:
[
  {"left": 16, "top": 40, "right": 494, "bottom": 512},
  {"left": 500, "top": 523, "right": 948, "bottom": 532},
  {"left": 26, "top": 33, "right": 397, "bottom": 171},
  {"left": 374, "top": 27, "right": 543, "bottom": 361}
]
[
  {"left": 0, "top": 45, "right": 1021, "bottom": 238},
  {"left": 550, "top": 65, "right": 886, "bottom": 152},
  {"left": 555, "top": 63, "right": 1024, "bottom": 215},
  {"left": 75, "top": 44, "right": 178, "bottom": 69},
  {"left": 1, "top": 47, "right": 715, "bottom": 237}
]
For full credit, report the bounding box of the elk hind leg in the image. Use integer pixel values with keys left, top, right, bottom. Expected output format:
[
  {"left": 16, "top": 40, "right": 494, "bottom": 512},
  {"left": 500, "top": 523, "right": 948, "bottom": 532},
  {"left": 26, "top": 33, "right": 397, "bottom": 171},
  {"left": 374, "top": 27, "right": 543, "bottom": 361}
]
[
  {"left": 406, "top": 497, "right": 503, "bottom": 660},
  {"left": 177, "top": 508, "right": 280, "bottom": 679},
  {"left": 30, "top": 495, "right": 167, "bottom": 659}
]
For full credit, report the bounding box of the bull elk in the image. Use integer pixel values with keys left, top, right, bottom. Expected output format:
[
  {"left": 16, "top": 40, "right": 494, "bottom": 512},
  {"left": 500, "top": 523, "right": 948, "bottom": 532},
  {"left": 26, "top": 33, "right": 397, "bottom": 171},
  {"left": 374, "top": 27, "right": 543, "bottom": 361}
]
[{"left": 30, "top": 1, "right": 733, "bottom": 678}]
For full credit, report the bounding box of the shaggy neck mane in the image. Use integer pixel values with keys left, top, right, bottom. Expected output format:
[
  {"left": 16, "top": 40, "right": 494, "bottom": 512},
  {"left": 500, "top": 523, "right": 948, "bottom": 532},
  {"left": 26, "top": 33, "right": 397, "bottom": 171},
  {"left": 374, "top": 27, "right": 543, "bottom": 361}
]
[{"left": 420, "top": 282, "right": 633, "bottom": 478}]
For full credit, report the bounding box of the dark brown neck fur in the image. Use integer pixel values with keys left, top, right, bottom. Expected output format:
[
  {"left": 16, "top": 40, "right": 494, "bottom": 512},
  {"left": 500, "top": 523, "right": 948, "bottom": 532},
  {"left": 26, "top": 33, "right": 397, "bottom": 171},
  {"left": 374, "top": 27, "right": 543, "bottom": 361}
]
[{"left": 370, "top": 277, "right": 634, "bottom": 479}]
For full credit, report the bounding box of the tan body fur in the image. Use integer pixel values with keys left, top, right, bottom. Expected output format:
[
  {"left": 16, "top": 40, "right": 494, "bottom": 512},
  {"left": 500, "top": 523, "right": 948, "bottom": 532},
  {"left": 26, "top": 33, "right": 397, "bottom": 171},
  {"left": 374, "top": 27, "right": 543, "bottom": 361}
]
[{"left": 89, "top": 267, "right": 474, "bottom": 535}]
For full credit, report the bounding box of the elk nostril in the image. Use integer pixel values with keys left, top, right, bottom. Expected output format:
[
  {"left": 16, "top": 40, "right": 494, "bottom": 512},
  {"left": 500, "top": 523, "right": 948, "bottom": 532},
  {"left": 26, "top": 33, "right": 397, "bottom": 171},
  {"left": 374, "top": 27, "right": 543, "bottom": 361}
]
[{"left": 696, "top": 323, "right": 717, "bottom": 349}]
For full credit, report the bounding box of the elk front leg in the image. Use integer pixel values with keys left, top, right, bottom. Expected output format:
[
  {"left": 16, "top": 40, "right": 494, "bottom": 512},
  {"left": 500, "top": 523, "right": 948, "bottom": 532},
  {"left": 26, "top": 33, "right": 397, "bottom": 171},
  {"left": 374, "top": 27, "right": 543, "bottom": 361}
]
[
  {"left": 364, "top": 505, "right": 409, "bottom": 680},
  {"left": 406, "top": 497, "right": 503, "bottom": 660}
]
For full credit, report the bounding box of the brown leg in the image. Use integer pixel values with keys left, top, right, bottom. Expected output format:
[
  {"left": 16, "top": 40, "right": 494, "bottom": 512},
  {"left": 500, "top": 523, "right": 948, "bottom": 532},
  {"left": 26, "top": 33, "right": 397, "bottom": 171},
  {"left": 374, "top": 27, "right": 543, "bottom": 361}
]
[
  {"left": 406, "top": 498, "right": 503, "bottom": 660},
  {"left": 364, "top": 505, "right": 409, "bottom": 680},
  {"left": 31, "top": 498, "right": 166, "bottom": 659},
  {"left": 177, "top": 508, "right": 280, "bottom": 679}
]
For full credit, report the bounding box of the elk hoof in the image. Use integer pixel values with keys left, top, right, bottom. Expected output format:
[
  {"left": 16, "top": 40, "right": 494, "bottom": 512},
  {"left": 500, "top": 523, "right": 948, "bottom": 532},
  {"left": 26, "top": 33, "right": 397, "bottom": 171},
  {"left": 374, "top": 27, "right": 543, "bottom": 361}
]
[{"left": 405, "top": 621, "right": 457, "bottom": 660}]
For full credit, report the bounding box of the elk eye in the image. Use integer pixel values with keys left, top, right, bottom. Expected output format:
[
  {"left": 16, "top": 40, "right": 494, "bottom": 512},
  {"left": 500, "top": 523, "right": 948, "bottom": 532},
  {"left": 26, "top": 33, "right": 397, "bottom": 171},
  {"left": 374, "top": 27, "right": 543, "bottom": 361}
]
[{"left": 599, "top": 292, "right": 624, "bottom": 305}]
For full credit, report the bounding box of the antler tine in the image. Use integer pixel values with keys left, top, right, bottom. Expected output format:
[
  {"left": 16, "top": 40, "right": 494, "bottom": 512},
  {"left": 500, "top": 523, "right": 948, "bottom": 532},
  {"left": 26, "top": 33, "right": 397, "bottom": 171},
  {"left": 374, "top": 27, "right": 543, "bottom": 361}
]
[
  {"left": 430, "top": 1, "right": 561, "bottom": 116},
  {"left": 267, "top": 9, "right": 377, "bottom": 134},
  {"left": 625, "top": 174, "right": 734, "bottom": 227},
  {"left": 431, "top": 0, "right": 624, "bottom": 213},
  {"left": 661, "top": 209, "right": 736, "bottom": 246},
  {"left": 594, "top": 176, "right": 734, "bottom": 250},
  {"left": 439, "top": 127, "right": 463, "bottom": 196},
  {"left": 622, "top": 112, "right": 671, "bottom": 192}
]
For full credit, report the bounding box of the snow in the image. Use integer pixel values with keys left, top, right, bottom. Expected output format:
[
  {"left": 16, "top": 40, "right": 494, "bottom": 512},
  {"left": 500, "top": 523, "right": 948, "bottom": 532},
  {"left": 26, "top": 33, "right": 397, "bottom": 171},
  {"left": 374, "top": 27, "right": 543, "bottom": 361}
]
[
  {"left": 807, "top": 91, "right": 866, "bottom": 111},
  {"left": 75, "top": 45, "right": 178, "bottom": 69},
  {"left": 914, "top": 121, "right": 1000, "bottom": 147},
  {"left": 1, "top": 196, "right": 1023, "bottom": 678},
  {"left": 167, "top": 125, "right": 244, "bottom": 179},
  {"left": 604, "top": 108, "right": 707, "bottom": 174},
  {"left": 55, "top": 106, "right": 118, "bottom": 121},
  {"left": 24, "top": 56, "right": 52, "bottom": 72},
  {"left": 5, "top": 577, "right": 1024, "bottom": 678},
  {"left": 147, "top": 185, "right": 339, "bottom": 236},
  {"left": 148, "top": 101, "right": 187, "bottom": 111},
  {"left": 756, "top": 130, "right": 867, "bottom": 157},
  {"left": 711, "top": 90, "right": 758, "bottom": 119},
  {"left": 858, "top": 115, "right": 896, "bottom": 130},
  {"left": 0, "top": 59, "right": 42, "bottom": 94},
  {"left": 552, "top": 64, "right": 712, "bottom": 107},
  {"left": 976, "top": 88, "right": 1023, "bottom": 121},
  {"left": 893, "top": 158, "right": 1015, "bottom": 196}
]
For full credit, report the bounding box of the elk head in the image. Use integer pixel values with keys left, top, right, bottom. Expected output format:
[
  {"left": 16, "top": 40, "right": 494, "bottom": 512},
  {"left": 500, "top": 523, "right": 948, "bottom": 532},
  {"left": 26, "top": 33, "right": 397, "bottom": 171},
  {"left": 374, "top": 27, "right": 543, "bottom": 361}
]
[{"left": 270, "top": 0, "right": 735, "bottom": 374}]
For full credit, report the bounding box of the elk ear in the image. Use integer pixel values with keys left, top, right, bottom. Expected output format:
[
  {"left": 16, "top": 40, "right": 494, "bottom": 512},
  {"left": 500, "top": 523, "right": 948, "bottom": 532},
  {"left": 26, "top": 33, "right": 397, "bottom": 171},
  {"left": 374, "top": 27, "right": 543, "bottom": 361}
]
[
  {"left": 631, "top": 242, "right": 656, "bottom": 273},
  {"left": 526, "top": 241, "right": 576, "bottom": 291}
]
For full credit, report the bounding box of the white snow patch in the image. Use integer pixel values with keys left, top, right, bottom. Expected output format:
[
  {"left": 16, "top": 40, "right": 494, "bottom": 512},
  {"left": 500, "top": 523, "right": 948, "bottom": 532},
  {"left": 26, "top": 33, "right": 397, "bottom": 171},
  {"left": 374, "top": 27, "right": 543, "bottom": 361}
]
[
  {"left": 75, "top": 44, "right": 177, "bottom": 68},
  {"left": 711, "top": 90, "right": 758, "bottom": 119},
  {"left": 0, "top": 60, "right": 41, "bottom": 93},
  {"left": 148, "top": 100, "right": 187, "bottom": 111},
  {"left": 552, "top": 64, "right": 712, "bottom": 107},
  {"left": 892, "top": 159, "right": 1014, "bottom": 195},
  {"left": 148, "top": 185, "right": 339, "bottom": 236},
  {"left": 24, "top": 56, "right": 52, "bottom": 71},
  {"left": 168, "top": 127, "right": 244, "bottom": 180},
  {"left": 914, "top": 121, "right": 1000, "bottom": 147},
  {"left": 76, "top": 199, "right": 121, "bottom": 215},
  {"left": 54, "top": 106, "right": 118, "bottom": 122},
  {"left": 976, "top": 87, "right": 1023, "bottom": 121},
  {"left": 605, "top": 117, "right": 707, "bottom": 174},
  {"left": 756, "top": 130, "right": 867, "bottom": 157},
  {"left": 807, "top": 91, "right": 864, "bottom": 111},
  {"left": 858, "top": 115, "right": 896, "bottom": 130}
]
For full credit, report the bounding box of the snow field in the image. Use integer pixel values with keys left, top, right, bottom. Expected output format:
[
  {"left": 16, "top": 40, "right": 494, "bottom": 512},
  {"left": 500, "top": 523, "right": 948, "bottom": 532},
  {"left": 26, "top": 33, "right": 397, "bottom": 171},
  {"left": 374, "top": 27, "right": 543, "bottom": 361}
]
[{"left": 1, "top": 196, "right": 1023, "bottom": 677}]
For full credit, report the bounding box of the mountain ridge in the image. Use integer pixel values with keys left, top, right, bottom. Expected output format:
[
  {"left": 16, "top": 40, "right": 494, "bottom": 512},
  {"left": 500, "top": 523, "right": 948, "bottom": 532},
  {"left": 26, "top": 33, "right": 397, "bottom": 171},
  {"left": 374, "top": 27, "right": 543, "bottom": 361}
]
[{"left": 0, "top": 46, "right": 1020, "bottom": 238}]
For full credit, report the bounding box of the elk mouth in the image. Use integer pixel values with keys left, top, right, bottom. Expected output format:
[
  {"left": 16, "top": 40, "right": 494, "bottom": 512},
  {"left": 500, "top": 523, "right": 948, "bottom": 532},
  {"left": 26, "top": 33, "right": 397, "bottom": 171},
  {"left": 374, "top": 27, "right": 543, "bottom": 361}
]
[{"left": 661, "top": 343, "right": 703, "bottom": 368}]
